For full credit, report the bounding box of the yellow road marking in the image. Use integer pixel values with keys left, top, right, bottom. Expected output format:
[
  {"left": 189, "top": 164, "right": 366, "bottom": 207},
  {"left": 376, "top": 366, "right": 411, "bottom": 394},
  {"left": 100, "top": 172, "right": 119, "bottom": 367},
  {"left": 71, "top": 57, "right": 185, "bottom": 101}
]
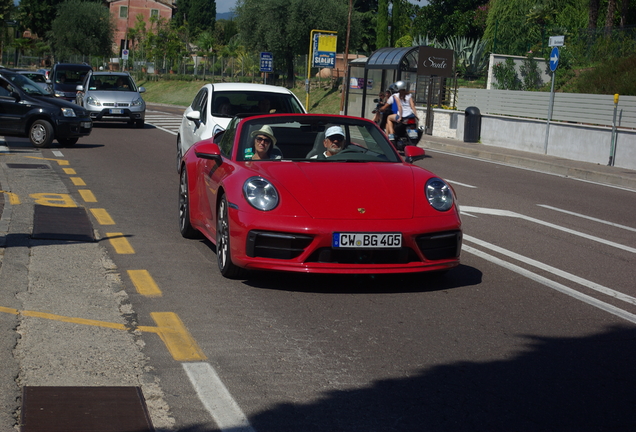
[
  {"left": 63, "top": 168, "right": 76, "bottom": 175},
  {"left": 128, "top": 270, "right": 163, "bottom": 297},
  {"left": 26, "top": 156, "right": 69, "bottom": 166},
  {"left": 151, "top": 312, "right": 207, "bottom": 361},
  {"left": 90, "top": 208, "right": 115, "bottom": 225},
  {"left": 0, "top": 306, "right": 205, "bottom": 361},
  {"left": 1, "top": 190, "right": 20, "bottom": 205},
  {"left": 105, "top": 232, "right": 135, "bottom": 254},
  {"left": 30, "top": 193, "right": 76, "bottom": 207},
  {"left": 79, "top": 189, "right": 97, "bottom": 202},
  {"left": 70, "top": 177, "right": 86, "bottom": 186}
]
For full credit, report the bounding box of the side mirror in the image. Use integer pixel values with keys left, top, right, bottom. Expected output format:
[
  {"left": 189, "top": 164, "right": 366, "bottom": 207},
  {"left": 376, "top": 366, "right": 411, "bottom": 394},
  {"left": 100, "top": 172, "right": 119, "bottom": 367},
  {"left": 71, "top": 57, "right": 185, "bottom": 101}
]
[
  {"left": 186, "top": 110, "right": 201, "bottom": 122},
  {"left": 213, "top": 130, "right": 225, "bottom": 144},
  {"left": 9, "top": 91, "right": 20, "bottom": 101},
  {"left": 138, "top": 86, "right": 146, "bottom": 93},
  {"left": 194, "top": 140, "right": 222, "bottom": 164},
  {"left": 403, "top": 145, "right": 425, "bottom": 163}
]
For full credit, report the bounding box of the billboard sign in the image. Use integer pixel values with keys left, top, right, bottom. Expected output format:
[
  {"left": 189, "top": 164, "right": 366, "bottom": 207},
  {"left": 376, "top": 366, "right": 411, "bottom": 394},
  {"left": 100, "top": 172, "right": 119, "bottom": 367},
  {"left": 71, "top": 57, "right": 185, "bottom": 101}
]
[
  {"left": 417, "top": 47, "right": 454, "bottom": 77},
  {"left": 312, "top": 33, "right": 337, "bottom": 68}
]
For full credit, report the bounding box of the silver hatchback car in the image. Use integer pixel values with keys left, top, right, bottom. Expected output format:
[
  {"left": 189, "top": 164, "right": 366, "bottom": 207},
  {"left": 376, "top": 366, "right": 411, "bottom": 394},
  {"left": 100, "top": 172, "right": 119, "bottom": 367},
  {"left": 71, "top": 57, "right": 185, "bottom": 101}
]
[{"left": 76, "top": 71, "right": 146, "bottom": 128}]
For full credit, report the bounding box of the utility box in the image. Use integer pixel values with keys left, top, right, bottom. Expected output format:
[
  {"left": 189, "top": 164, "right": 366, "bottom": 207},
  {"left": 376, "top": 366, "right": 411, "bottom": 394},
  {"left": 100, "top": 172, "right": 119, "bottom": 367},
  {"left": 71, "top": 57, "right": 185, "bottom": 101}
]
[{"left": 463, "top": 106, "right": 481, "bottom": 143}]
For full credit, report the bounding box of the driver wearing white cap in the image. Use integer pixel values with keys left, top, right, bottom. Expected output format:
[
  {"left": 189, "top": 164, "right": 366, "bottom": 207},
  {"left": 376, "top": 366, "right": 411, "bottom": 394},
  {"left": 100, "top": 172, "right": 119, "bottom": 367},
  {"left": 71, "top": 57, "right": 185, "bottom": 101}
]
[{"left": 311, "top": 125, "right": 346, "bottom": 159}]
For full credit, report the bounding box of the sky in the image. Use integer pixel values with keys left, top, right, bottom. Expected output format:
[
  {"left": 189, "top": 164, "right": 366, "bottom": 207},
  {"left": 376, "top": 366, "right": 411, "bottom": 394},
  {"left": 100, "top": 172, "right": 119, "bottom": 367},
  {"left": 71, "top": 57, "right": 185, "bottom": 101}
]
[{"left": 217, "top": 0, "right": 427, "bottom": 15}]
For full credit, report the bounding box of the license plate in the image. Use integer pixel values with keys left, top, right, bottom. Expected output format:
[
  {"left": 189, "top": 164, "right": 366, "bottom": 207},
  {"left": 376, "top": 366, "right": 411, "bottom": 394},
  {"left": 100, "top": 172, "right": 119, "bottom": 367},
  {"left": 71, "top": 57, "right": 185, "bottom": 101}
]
[
  {"left": 407, "top": 129, "right": 419, "bottom": 139},
  {"left": 82, "top": 122, "right": 91, "bottom": 128},
  {"left": 333, "top": 233, "right": 402, "bottom": 248},
  {"left": 109, "top": 108, "right": 123, "bottom": 114}
]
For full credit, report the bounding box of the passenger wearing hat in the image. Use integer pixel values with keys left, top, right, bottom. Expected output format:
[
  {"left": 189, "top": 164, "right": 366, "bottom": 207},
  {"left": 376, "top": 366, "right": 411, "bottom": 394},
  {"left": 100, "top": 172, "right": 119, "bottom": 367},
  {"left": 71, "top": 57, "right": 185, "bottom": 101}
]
[
  {"left": 248, "top": 125, "right": 281, "bottom": 160},
  {"left": 311, "top": 125, "right": 347, "bottom": 159}
]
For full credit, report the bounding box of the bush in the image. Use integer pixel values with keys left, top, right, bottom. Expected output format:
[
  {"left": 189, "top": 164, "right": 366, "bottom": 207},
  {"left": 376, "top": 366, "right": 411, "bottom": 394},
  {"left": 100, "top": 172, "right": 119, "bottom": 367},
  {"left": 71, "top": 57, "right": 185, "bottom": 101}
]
[
  {"left": 493, "top": 58, "right": 522, "bottom": 90},
  {"left": 569, "top": 55, "right": 636, "bottom": 95}
]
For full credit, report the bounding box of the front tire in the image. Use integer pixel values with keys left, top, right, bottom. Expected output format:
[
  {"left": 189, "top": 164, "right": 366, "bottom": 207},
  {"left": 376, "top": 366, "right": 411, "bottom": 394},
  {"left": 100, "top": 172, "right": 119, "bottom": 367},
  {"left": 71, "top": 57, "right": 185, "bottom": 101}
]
[
  {"left": 135, "top": 119, "right": 144, "bottom": 128},
  {"left": 178, "top": 168, "right": 200, "bottom": 239},
  {"left": 30, "top": 120, "right": 54, "bottom": 148},
  {"left": 216, "top": 194, "right": 244, "bottom": 279}
]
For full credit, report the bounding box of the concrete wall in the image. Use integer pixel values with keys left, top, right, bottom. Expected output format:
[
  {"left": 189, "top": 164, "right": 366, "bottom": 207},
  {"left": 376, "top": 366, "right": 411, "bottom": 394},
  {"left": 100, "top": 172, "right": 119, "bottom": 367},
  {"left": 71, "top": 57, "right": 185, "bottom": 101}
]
[{"left": 424, "top": 108, "right": 636, "bottom": 171}]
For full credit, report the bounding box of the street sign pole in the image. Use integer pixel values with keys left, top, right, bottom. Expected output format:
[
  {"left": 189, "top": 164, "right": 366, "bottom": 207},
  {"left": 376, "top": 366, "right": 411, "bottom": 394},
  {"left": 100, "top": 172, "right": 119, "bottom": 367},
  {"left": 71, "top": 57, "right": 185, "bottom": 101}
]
[{"left": 544, "top": 46, "right": 560, "bottom": 154}]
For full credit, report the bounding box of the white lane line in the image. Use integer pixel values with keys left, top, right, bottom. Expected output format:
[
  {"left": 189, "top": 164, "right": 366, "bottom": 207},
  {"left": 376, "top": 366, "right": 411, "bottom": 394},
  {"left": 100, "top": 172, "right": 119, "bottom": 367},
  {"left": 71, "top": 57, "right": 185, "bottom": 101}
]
[
  {"left": 464, "top": 234, "right": 636, "bottom": 305},
  {"left": 461, "top": 206, "right": 636, "bottom": 254},
  {"left": 425, "top": 148, "right": 636, "bottom": 192},
  {"left": 464, "top": 245, "right": 636, "bottom": 324},
  {"left": 52, "top": 150, "right": 64, "bottom": 157},
  {"left": 537, "top": 204, "right": 636, "bottom": 233},
  {"left": 446, "top": 179, "right": 477, "bottom": 188},
  {"left": 182, "top": 362, "right": 255, "bottom": 432},
  {"left": 149, "top": 125, "right": 178, "bottom": 135}
]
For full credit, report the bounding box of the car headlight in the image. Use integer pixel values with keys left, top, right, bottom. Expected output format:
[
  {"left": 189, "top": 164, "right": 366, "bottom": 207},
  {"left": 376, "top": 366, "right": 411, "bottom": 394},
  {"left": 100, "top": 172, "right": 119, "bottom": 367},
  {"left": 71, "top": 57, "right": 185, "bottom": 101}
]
[
  {"left": 131, "top": 97, "right": 144, "bottom": 107},
  {"left": 243, "top": 177, "right": 279, "bottom": 211},
  {"left": 61, "top": 107, "right": 77, "bottom": 117},
  {"left": 54, "top": 90, "right": 65, "bottom": 98},
  {"left": 425, "top": 178, "right": 453, "bottom": 211},
  {"left": 86, "top": 96, "right": 101, "bottom": 106}
]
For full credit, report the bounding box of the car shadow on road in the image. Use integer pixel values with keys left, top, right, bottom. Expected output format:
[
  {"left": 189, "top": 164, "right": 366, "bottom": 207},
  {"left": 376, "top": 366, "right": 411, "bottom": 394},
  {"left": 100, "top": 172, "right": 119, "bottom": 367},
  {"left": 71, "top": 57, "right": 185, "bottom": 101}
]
[
  {"left": 159, "top": 324, "right": 636, "bottom": 432},
  {"left": 244, "top": 264, "right": 482, "bottom": 294}
]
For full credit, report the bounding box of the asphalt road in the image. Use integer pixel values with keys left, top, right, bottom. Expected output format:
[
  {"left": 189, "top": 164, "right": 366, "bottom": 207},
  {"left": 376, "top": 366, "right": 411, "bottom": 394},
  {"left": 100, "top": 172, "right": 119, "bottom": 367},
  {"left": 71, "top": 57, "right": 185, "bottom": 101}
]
[{"left": 1, "top": 108, "right": 635, "bottom": 431}]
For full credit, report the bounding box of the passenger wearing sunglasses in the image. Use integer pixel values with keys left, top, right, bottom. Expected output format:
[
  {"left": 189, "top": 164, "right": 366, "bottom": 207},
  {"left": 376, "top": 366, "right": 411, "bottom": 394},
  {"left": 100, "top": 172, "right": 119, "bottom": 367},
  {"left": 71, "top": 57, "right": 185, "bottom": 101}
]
[{"left": 248, "top": 125, "right": 281, "bottom": 160}]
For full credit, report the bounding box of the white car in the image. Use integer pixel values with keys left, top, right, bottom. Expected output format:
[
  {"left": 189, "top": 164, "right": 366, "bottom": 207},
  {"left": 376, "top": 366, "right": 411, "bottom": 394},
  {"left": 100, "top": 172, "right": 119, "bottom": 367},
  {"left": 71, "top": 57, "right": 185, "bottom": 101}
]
[{"left": 177, "top": 83, "right": 306, "bottom": 170}]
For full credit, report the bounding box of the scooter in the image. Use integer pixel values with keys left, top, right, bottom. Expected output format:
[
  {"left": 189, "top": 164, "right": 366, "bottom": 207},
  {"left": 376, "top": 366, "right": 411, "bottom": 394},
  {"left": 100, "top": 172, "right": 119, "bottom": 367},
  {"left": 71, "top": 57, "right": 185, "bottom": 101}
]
[{"left": 392, "top": 115, "right": 423, "bottom": 151}]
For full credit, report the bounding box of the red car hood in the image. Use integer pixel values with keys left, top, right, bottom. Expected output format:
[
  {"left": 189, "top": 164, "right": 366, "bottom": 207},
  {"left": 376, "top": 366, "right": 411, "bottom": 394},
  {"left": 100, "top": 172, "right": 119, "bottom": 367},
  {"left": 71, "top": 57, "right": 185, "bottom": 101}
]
[{"left": 260, "top": 162, "right": 418, "bottom": 219}]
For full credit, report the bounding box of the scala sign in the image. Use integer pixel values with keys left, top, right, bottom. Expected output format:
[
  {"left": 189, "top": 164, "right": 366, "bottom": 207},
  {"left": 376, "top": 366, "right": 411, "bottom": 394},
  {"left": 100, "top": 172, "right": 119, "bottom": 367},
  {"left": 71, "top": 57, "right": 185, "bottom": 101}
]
[
  {"left": 312, "top": 33, "right": 337, "bottom": 68},
  {"left": 417, "top": 47, "right": 454, "bottom": 77}
]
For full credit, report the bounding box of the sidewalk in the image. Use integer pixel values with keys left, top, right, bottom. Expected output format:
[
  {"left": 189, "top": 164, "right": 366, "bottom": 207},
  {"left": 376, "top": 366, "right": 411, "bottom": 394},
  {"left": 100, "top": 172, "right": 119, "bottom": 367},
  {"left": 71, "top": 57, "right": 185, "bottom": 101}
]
[{"left": 419, "top": 135, "right": 636, "bottom": 191}]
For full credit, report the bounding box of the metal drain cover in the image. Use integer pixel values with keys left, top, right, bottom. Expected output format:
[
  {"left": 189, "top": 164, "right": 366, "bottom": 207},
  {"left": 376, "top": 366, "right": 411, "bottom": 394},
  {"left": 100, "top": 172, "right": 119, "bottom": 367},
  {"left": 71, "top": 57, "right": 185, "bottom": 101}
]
[
  {"left": 32, "top": 205, "right": 95, "bottom": 242},
  {"left": 6, "top": 163, "right": 50, "bottom": 169},
  {"left": 21, "top": 386, "right": 154, "bottom": 432}
]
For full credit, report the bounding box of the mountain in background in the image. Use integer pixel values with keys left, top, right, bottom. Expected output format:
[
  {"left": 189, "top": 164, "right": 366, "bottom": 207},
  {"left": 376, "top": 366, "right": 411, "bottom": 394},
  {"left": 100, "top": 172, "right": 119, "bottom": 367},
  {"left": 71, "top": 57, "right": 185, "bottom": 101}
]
[{"left": 216, "top": 12, "right": 235, "bottom": 20}]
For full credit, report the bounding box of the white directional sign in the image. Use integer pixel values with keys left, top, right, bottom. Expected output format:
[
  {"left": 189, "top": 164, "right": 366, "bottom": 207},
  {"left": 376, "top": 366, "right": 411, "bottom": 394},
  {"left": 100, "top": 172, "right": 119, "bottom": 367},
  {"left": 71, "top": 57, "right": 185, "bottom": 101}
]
[{"left": 549, "top": 35, "right": 565, "bottom": 47}]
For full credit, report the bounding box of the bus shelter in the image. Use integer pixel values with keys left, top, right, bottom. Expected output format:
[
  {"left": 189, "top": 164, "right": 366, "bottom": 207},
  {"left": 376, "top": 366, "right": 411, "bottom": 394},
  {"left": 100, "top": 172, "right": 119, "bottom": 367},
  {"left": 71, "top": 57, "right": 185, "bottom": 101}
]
[{"left": 345, "top": 46, "right": 454, "bottom": 133}]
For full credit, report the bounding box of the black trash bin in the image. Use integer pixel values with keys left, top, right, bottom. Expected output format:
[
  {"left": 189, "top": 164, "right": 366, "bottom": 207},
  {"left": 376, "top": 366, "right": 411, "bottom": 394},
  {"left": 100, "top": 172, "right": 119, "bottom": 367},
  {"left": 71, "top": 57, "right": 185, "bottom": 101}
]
[{"left": 464, "top": 106, "right": 481, "bottom": 143}]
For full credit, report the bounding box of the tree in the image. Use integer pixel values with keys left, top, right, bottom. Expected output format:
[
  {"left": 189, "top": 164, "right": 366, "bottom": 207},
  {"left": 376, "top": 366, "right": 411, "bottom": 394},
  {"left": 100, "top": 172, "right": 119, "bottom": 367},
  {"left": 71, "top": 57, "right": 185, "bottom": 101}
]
[
  {"left": 174, "top": 0, "right": 216, "bottom": 39},
  {"left": 50, "top": 0, "right": 114, "bottom": 59},
  {"left": 413, "top": 0, "right": 488, "bottom": 41},
  {"left": 377, "top": 0, "right": 389, "bottom": 47},
  {"left": 18, "top": 0, "right": 63, "bottom": 40},
  {"left": 235, "top": 0, "right": 363, "bottom": 85}
]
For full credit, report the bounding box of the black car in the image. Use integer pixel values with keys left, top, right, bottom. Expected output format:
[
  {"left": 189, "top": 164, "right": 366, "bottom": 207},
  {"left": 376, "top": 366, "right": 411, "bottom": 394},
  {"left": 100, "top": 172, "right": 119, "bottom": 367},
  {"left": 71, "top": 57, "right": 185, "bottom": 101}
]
[
  {"left": 0, "top": 68, "right": 92, "bottom": 148},
  {"left": 51, "top": 63, "right": 93, "bottom": 102}
]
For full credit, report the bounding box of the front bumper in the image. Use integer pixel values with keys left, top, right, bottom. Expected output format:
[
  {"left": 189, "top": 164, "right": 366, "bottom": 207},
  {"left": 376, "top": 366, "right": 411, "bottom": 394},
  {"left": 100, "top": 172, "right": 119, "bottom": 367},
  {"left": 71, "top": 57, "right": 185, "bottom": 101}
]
[
  {"left": 54, "top": 116, "right": 93, "bottom": 139},
  {"left": 88, "top": 107, "right": 145, "bottom": 123},
  {"left": 227, "top": 209, "right": 462, "bottom": 274}
]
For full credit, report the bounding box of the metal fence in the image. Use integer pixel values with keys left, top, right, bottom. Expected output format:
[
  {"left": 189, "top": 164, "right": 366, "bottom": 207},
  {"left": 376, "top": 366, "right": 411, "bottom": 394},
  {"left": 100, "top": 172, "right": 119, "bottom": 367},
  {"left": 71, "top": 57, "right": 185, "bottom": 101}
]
[{"left": 457, "top": 88, "right": 636, "bottom": 129}]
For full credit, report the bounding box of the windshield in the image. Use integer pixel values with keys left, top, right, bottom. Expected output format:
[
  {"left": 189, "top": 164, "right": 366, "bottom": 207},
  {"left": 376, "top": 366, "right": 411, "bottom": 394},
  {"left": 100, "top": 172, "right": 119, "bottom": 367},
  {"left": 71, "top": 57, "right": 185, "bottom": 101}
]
[
  {"left": 6, "top": 73, "right": 49, "bottom": 95},
  {"left": 237, "top": 116, "right": 401, "bottom": 163},
  {"left": 212, "top": 91, "right": 304, "bottom": 117},
  {"left": 54, "top": 67, "right": 91, "bottom": 86},
  {"left": 88, "top": 75, "right": 137, "bottom": 92}
]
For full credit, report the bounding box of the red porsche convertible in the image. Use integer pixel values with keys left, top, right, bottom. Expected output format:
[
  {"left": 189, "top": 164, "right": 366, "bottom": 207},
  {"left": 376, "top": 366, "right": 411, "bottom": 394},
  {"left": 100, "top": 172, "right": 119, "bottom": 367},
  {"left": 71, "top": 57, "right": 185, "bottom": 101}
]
[{"left": 178, "top": 113, "right": 462, "bottom": 278}]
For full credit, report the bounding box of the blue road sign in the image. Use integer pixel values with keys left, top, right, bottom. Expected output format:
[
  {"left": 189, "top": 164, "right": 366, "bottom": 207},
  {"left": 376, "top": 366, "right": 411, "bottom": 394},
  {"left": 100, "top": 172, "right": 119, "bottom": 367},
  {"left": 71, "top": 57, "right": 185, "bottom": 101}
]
[
  {"left": 549, "top": 47, "right": 560, "bottom": 72},
  {"left": 260, "top": 52, "right": 273, "bottom": 73}
]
